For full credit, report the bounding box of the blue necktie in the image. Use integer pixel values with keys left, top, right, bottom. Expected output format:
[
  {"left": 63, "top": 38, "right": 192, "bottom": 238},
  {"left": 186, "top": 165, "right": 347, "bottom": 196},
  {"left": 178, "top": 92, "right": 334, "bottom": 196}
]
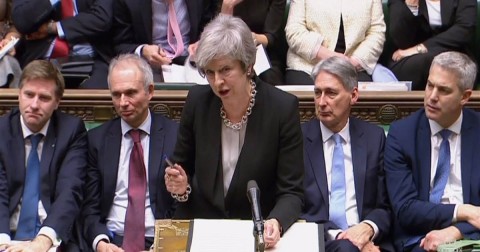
[
  {"left": 405, "top": 129, "right": 452, "bottom": 247},
  {"left": 329, "top": 134, "right": 348, "bottom": 230},
  {"left": 430, "top": 129, "right": 452, "bottom": 203},
  {"left": 15, "top": 134, "right": 43, "bottom": 240}
]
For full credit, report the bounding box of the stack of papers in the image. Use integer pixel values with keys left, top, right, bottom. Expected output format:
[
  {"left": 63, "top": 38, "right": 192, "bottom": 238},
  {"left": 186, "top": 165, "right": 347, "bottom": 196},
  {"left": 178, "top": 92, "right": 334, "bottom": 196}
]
[
  {"left": 189, "top": 219, "right": 319, "bottom": 252},
  {"left": 358, "top": 81, "right": 411, "bottom": 91},
  {"left": 276, "top": 81, "right": 412, "bottom": 92}
]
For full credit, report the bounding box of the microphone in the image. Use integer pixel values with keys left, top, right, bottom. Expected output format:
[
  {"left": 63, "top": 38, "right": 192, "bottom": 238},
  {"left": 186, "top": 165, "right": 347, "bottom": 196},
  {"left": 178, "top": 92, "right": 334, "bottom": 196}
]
[{"left": 247, "top": 180, "right": 265, "bottom": 252}]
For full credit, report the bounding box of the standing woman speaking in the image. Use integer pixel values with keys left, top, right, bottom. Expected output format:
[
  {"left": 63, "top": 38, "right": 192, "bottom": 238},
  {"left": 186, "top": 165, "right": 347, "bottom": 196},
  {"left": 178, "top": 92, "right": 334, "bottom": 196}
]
[{"left": 165, "top": 14, "right": 304, "bottom": 249}]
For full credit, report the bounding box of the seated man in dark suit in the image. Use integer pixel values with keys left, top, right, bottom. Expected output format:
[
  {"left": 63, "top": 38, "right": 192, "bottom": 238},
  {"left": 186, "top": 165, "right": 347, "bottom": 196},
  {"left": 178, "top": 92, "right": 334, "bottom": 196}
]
[
  {"left": 112, "top": 0, "right": 206, "bottom": 77},
  {"left": 302, "top": 57, "right": 392, "bottom": 252},
  {"left": 82, "top": 54, "right": 178, "bottom": 251},
  {"left": 12, "top": 0, "right": 114, "bottom": 89},
  {"left": 0, "top": 60, "right": 87, "bottom": 251},
  {"left": 385, "top": 51, "right": 480, "bottom": 252}
]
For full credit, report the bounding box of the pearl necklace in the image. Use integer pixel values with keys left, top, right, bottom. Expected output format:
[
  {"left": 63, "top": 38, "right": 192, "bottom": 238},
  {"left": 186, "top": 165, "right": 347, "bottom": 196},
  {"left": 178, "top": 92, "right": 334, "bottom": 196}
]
[{"left": 220, "top": 80, "right": 257, "bottom": 130}]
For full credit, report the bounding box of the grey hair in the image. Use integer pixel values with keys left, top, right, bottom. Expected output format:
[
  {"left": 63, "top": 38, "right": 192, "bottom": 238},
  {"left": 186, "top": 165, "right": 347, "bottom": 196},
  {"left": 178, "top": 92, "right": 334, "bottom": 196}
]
[
  {"left": 311, "top": 57, "right": 358, "bottom": 91},
  {"left": 107, "top": 54, "right": 153, "bottom": 91},
  {"left": 195, "top": 14, "right": 256, "bottom": 74},
  {"left": 430, "top": 51, "right": 477, "bottom": 91}
]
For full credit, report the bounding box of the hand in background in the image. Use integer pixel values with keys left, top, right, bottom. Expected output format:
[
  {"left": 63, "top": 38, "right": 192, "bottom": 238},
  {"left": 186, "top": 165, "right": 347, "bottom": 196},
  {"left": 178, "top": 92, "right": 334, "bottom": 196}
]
[
  {"left": 316, "top": 46, "right": 349, "bottom": 62},
  {"left": 220, "top": 0, "right": 244, "bottom": 14},
  {"left": 187, "top": 42, "right": 199, "bottom": 62},
  {"left": 142, "top": 45, "right": 172, "bottom": 67},
  {"left": 1, "top": 30, "right": 21, "bottom": 56},
  {"left": 392, "top": 47, "right": 417, "bottom": 62}
]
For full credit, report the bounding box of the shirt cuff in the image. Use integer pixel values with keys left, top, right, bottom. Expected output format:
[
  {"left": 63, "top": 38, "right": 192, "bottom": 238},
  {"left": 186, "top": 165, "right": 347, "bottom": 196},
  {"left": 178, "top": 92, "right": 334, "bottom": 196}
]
[
  {"left": 453, "top": 204, "right": 459, "bottom": 223},
  {"left": 327, "top": 229, "right": 343, "bottom": 241},
  {"left": 37, "top": 226, "right": 61, "bottom": 247},
  {"left": 361, "top": 220, "right": 379, "bottom": 240},
  {"left": 50, "top": 0, "right": 60, "bottom": 6},
  {"left": 93, "top": 234, "right": 110, "bottom": 251},
  {"left": 0, "top": 233, "right": 11, "bottom": 245},
  {"left": 56, "top": 22, "right": 65, "bottom": 39},
  {"left": 135, "top": 45, "right": 145, "bottom": 57}
]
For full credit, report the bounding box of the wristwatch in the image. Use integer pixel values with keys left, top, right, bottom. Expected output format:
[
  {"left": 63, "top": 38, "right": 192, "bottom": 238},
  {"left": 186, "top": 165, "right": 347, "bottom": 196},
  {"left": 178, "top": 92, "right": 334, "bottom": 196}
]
[{"left": 416, "top": 44, "right": 427, "bottom": 54}]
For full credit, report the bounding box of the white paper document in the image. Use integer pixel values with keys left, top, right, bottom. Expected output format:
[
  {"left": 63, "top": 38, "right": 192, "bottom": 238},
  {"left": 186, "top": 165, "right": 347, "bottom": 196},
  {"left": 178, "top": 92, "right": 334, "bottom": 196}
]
[
  {"left": 276, "top": 81, "right": 412, "bottom": 92},
  {"left": 357, "top": 81, "right": 411, "bottom": 91},
  {"left": 189, "top": 219, "right": 319, "bottom": 252},
  {"left": 0, "top": 37, "right": 19, "bottom": 59}
]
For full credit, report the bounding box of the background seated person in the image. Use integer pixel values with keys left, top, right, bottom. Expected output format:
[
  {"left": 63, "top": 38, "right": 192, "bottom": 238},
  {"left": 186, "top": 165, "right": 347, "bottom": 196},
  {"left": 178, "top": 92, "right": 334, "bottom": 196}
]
[
  {"left": 0, "top": 0, "right": 21, "bottom": 88},
  {"left": 192, "top": 0, "right": 288, "bottom": 85},
  {"left": 165, "top": 15, "right": 304, "bottom": 249},
  {"left": 302, "top": 56, "right": 393, "bottom": 252},
  {"left": 385, "top": 51, "right": 480, "bottom": 251},
  {"left": 112, "top": 0, "right": 205, "bottom": 80},
  {"left": 285, "top": 0, "right": 385, "bottom": 85},
  {"left": 12, "top": 0, "right": 115, "bottom": 89},
  {"left": 387, "top": 0, "right": 476, "bottom": 90}
]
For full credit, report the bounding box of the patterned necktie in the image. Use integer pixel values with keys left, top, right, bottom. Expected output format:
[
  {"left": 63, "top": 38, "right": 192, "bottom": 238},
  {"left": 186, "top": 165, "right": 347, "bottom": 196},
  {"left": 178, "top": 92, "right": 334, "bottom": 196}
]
[
  {"left": 15, "top": 134, "right": 43, "bottom": 240},
  {"left": 122, "top": 129, "right": 147, "bottom": 252},
  {"left": 430, "top": 129, "right": 452, "bottom": 203},
  {"left": 329, "top": 134, "right": 348, "bottom": 230},
  {"left": 166, "top": 0, "right": 184, "bottom": 58},
  {"left": 51, "top": 0, "right": 74, "bottom": 58}
]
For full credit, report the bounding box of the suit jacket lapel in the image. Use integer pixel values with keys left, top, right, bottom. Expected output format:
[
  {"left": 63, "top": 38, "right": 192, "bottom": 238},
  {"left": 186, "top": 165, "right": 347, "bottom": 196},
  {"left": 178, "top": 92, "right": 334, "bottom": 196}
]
[
  {"left": 440, "top": 0, "right": 454, "bottom": 26},
  {"left": 202, "top": 97, "right": 224, "bottom": 211},
  {"left": 103, "top": 120, "right": 122, "bottom": 213},
  {"left": 305, "top": 120, "right": 329, "bottom": 208},
  {"left": 148, "top": 114, "right": 165, "bottom": 208},
  {"left": 350, "top": 119, "right": 366, "bottom": 217},
  {"left": 417, "top": 115, "right": 432, "bottom": 200},
  {"left": 460, "top": 110, "right": 475, "bottom": 202},
  {"left": 40, "top": 116, "right": 58, "bottom": 212},
  {"left": 10, "top": 114, "right": 26, "bottom": 204}
]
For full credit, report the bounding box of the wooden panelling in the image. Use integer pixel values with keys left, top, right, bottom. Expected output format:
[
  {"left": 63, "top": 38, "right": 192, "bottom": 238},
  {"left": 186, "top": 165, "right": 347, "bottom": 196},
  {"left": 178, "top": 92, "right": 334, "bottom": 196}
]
[{"left": 3, "top": 89, "right": 480, "bottom": 125}]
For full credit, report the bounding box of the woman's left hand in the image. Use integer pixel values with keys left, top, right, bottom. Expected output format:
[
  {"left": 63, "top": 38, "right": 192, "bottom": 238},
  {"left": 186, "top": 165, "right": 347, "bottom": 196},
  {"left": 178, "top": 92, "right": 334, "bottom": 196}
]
[
  {"left": 392, "top": 47, "right": 417, "bottom": 62},
  {"left": 263, "top": 219, "right": 281, "bottom": 249},
  {"left": 165, "top": 163, "right": 189, "bottom": 195}
]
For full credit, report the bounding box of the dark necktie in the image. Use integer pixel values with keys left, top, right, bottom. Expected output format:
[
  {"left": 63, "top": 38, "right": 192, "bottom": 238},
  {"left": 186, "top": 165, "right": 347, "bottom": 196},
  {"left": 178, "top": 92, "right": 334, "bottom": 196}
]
[
  {"left": 122, "top": 129, "right": 147, "bottom": 252},
  {"left": 329, "top": 134, "right": 348, "bottom": 230},
  {"left": 51, "top": 0, "right": 74, "bottom": 58},
  {"left": 15, "top": 134, "right": 43, "bottom": 240},
  {"left": 430, "top": 129, "right": 452, "bottom": 203}
]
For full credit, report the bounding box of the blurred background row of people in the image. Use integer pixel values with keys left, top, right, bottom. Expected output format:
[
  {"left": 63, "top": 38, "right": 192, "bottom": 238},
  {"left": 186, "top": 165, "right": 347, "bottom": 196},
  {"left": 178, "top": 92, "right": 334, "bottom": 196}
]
[{"left": 0, "top": 0, "right": 476, "bottom": 90}]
